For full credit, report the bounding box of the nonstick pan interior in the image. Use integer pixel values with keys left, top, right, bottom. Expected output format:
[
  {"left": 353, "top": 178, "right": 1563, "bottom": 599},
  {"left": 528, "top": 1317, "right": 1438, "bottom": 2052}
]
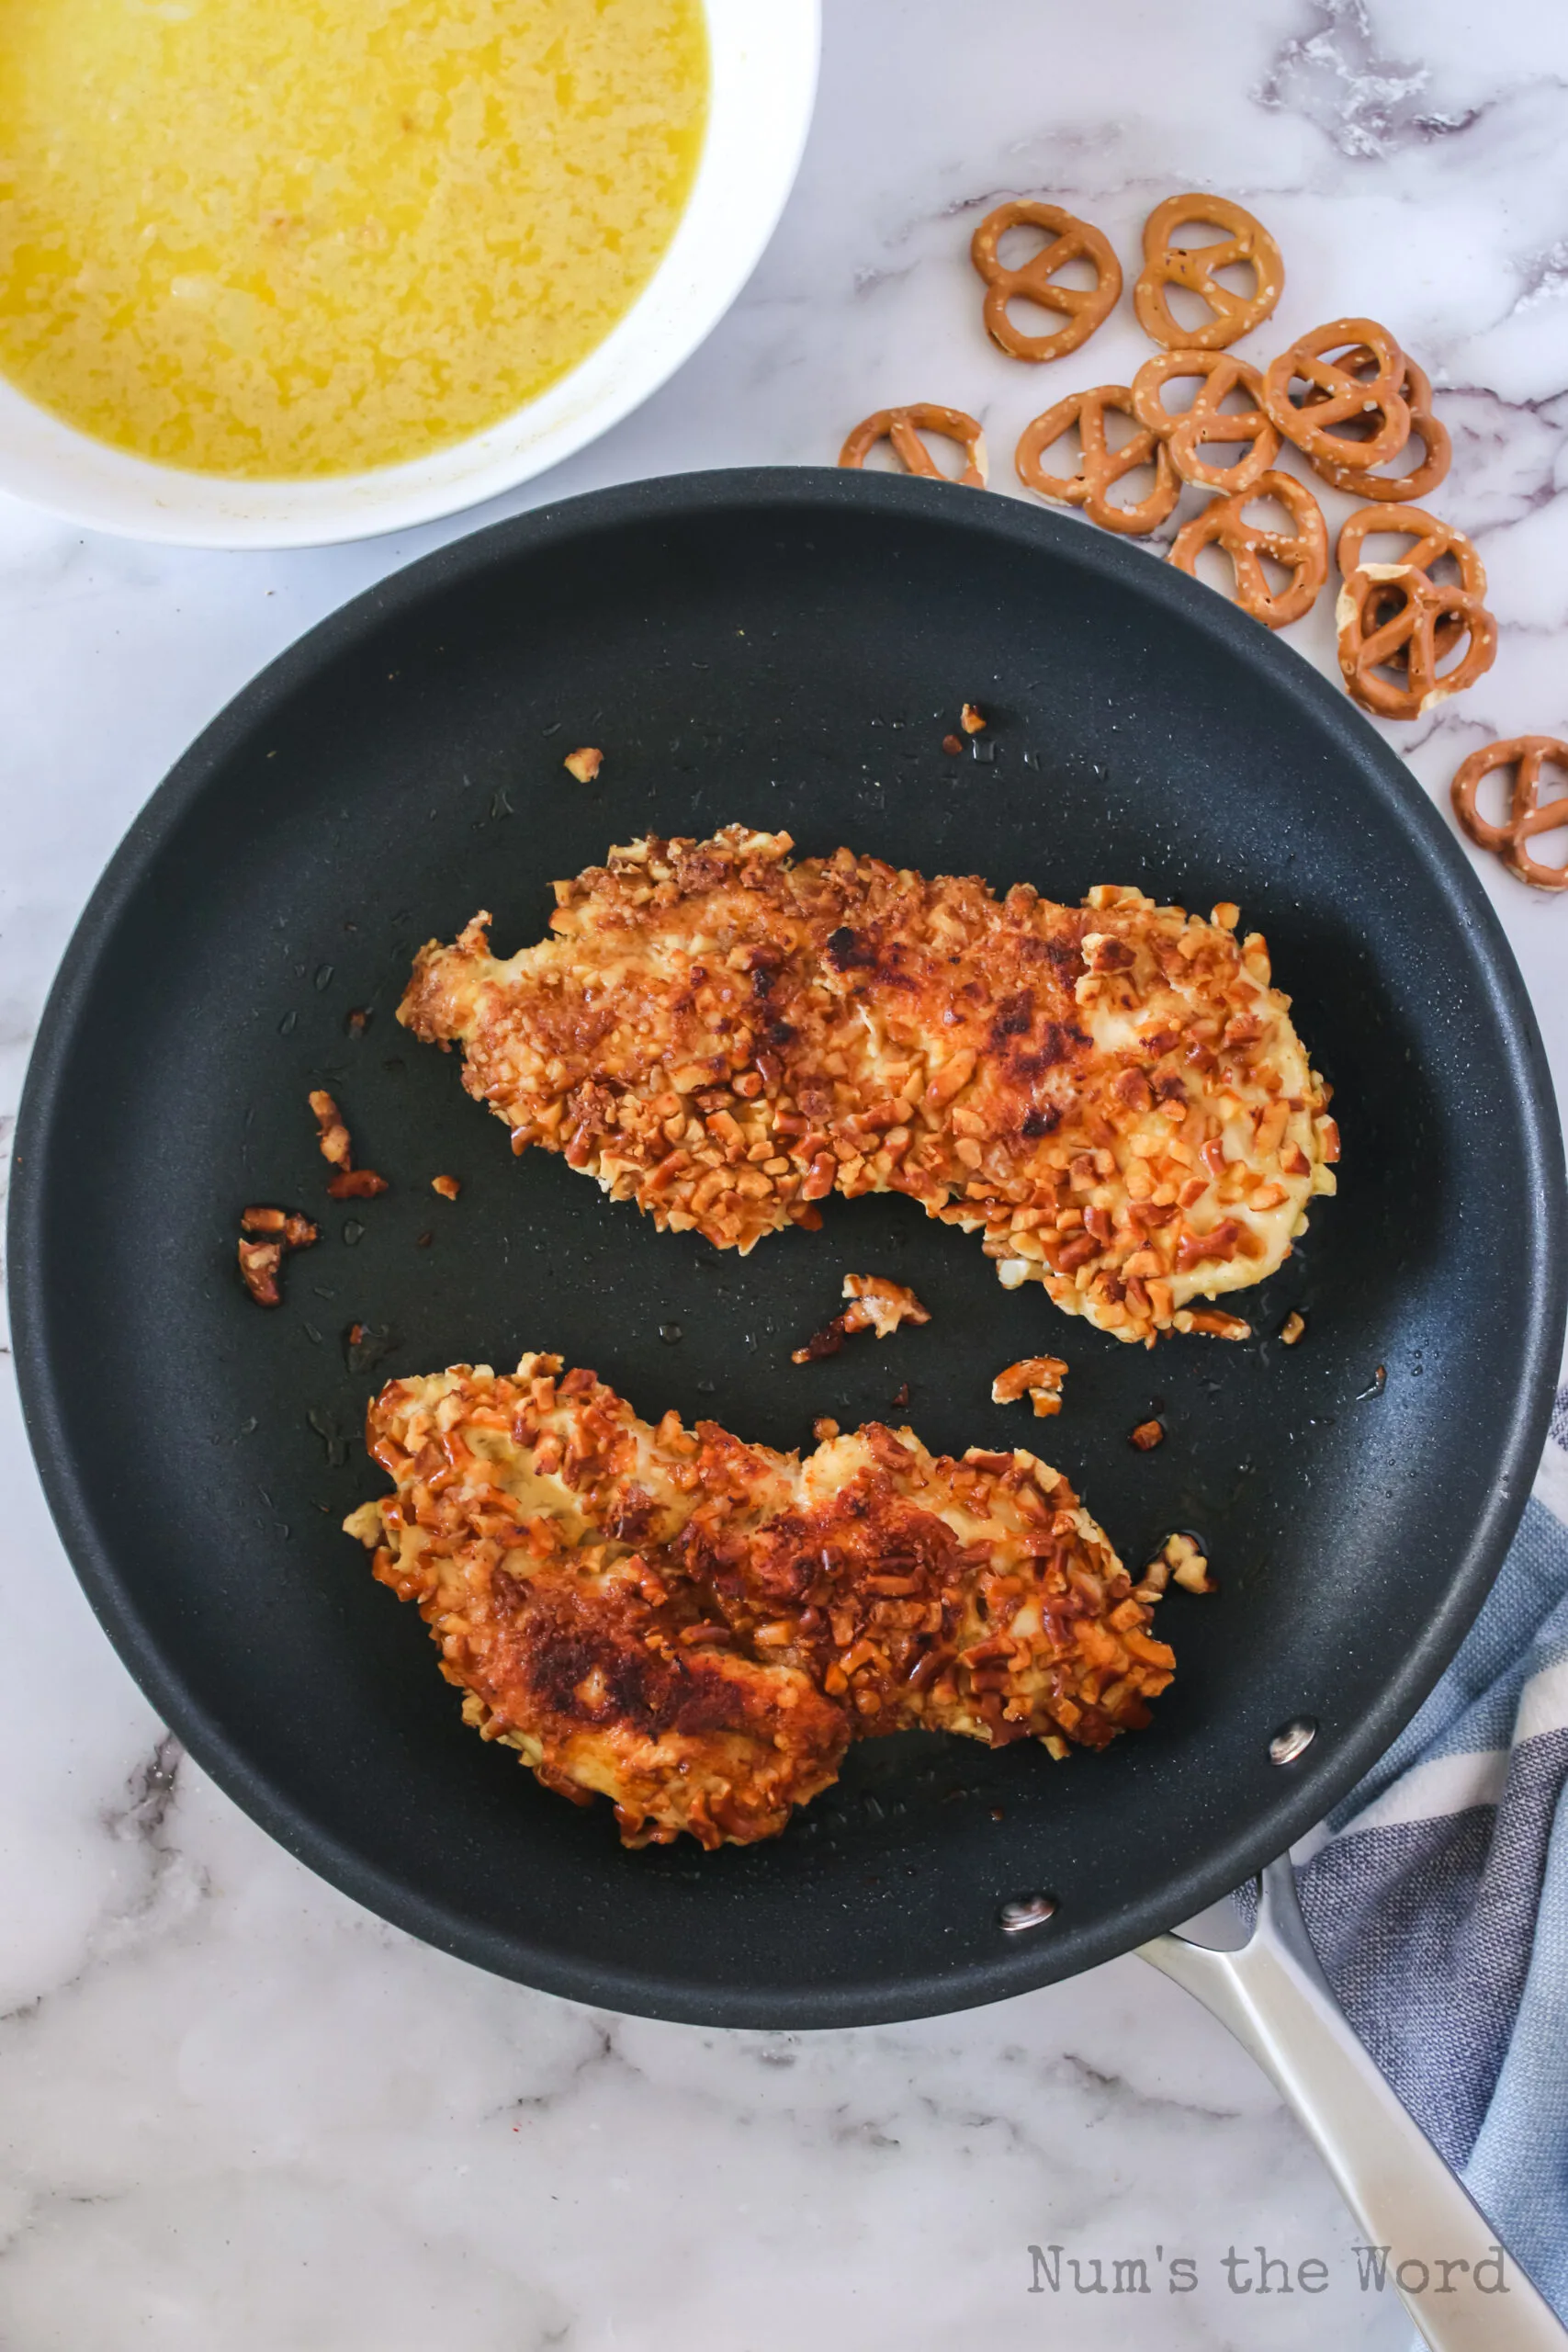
[{"left": 11, "top": 469, "right": 1564, "bottom": 2027}]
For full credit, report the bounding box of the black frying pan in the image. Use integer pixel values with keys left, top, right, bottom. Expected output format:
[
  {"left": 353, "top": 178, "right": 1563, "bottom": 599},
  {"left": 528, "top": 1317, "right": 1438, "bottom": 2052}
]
[{"left": 10, "top": 469, "right": 1564, "bottom": 2029}]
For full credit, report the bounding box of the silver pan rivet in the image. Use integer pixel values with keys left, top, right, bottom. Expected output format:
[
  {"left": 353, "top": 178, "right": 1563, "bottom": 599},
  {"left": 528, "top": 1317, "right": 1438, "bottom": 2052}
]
[
  {"left": 999, "top": 1892, "right": 1058, "bottom": 1933},
  {"left": 1269, "top": 1716, "right": 1318, "bottom": 1765}
]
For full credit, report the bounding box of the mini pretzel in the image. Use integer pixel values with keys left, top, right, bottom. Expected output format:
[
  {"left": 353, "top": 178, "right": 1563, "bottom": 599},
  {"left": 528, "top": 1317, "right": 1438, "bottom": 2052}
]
[
  {"left": 1133, "top": 194, "right": 1284, "bottom": 350},
  {"left": 1337, "top": 501, "right": 1480, "bottom": 669},
  {"left": 970, "top": 199, "right": 1122, "bottom": 363},
  {"left": 1303, "top": 353, "right": 1450, "bottom": 500},
  {"left": 1336, "top": 567, "right": 1496, "bottom": 719},
  {"left": 1132, "top": 350, "right": 1280, "bottom": 492},
  {"left": 1451, "top": 738, "right": 1568, "bottom": 891},
  {"left": 839, "top": 405, "right": 988, "bottom": 485},
  {"left": 1336, "top": 502, "right": 1485, "bottom": 595},
  {"left": 1263, "top": 320, "right": 1411, "bottom": 471},
  {"left": 1168, "top": 470, "right": 1327, "bottom": 627},
  {"left": 1015, "top": 385, "right": 1179, "bottom": 535}
]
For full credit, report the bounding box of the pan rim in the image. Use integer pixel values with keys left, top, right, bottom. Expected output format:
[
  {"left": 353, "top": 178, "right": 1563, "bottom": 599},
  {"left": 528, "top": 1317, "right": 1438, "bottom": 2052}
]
[{"left": 10, "top": 466, "right": 1566, "bottom": 2027}]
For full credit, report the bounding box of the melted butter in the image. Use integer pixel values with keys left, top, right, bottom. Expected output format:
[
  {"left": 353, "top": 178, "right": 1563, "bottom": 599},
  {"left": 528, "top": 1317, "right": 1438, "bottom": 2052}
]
[{"left": 0, "top": 0, "right": 708, "bottom": 477}]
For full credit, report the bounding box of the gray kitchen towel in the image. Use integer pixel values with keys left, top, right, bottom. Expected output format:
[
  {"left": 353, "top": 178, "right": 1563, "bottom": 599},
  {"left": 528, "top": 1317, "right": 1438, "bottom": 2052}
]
[{"left": 1296, "top": 1377, "right": 1568, "bottom": 2317}]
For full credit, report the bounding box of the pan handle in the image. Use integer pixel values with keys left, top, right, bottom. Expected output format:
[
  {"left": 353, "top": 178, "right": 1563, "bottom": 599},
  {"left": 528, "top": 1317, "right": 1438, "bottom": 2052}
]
[{"left": 1138, "top": 1857, "right": 1568, "bottom": 2351}]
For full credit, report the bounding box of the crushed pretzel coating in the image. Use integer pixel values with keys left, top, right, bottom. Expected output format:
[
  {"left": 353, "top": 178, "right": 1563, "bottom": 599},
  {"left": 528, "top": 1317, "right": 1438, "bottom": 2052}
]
[
  {"left": 991, "top": 1356, "right": 1069, "bottom": 1418},
  {"left": 961, "top": 703, "right": 987, "bottom": 735},
  {"left": 1129, "top": 1419, "right": 1165, "bottom": 1451},
  {"left": 564, "top": 747, "right": 604, "bottom": 784},
  {"left": 432, "top": 1174, "right": 462, "bottom": 1200},
  {"left": 347, "top": 1353, "right": 1176, "bottom": 1848},
  {"left": 1280, "top": 1310, "right": 1307, "bottom": 1346},
  {"left": 399, "top": 828, "right": 1336, "bottom": 1348}
]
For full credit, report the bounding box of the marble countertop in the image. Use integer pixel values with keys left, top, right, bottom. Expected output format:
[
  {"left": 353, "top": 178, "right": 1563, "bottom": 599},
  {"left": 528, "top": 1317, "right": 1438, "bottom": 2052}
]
[{"left": 2, "top": 3, "right": 1565, "bottom": 2345}]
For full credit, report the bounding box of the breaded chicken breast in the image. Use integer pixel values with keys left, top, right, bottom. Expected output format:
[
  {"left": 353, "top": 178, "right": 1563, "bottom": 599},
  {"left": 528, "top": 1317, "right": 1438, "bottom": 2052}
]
[
  {"left": 345, "top": 1353, "right": 1175, "bottom": 1849},
  {"left": 400, "top": 829, "right": 1337, "bottom": 1345}
]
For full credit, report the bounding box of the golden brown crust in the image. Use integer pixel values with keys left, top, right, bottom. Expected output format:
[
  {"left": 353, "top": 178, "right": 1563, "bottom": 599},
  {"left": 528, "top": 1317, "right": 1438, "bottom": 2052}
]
[
  {"left": 348, "top": 1354, "right": 1176, "bottom": 1849},
  {"left": 398, "top": 829, "right": 1337, "bottom": 1347}
]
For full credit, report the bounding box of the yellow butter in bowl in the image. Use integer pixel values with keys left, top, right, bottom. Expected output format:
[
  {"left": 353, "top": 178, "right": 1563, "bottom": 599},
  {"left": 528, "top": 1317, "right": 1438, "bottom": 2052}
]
[{"left": 0, "top": 0, "right": 708, "bottom": 479}]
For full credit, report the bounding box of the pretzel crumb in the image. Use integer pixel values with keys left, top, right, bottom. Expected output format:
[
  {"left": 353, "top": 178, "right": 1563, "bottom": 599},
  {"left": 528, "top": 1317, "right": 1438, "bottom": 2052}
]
[
  {"left": 1160, "top": 1532, "right": 1214, "bottom": 1594},
  {"left": 992, "top": 1355, "right": 1069, "bottom": 1419},
  {"left": 564, "top": 747, "right": 604, "bottom": 784},
  {"left": 240, "top": 1205, "right": 319, "bottom": 1249},
  {"left": 961, "top": 703, "right": 987, "bottom": 735},
  {"left": 328, "top": 1168, "right": 389, "bottom": 1200},
  {"left": 432, "top": 1174, "right": 462, "bottom": 1200},
  {"left": 813, "top": 1417, "right": 840, "bottom": 1442},
  {"left": 309, "top": 1089, "right": 352, "bottom": 1169},
  {"left": 1280, "top": 1310, "right": 1307, "bottom": 1346},
  {"left": 237, "top": 1238, "right": 284, "bottom": 1306},
  {"left": 793, "top": 1274, "right": 930, "bottom": 1363},
  {"left": 942, "top": 733, "right": 964, "bottom": 757},
  {"left": 1130, "top": 1418, "right": 1165, "bottom": 1451},
  {"left": 310, "top": 1088, "right": 388, "bottom": 1199},
  {"left": 237, "top": 1201, "right": 319, "bottom": 1305},
  {"left": 1211, "top": 901, "right": 1240, "bottom": 931},
  {"left": 1174, "top": 1307, "right": 1252, "bottom": 1341}
]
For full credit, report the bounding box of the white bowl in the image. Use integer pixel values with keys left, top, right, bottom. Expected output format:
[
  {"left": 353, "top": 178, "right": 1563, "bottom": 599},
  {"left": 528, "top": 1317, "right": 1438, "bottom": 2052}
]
[{"left": 0, "top": 0, "right": 819, "bottom": 550}]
